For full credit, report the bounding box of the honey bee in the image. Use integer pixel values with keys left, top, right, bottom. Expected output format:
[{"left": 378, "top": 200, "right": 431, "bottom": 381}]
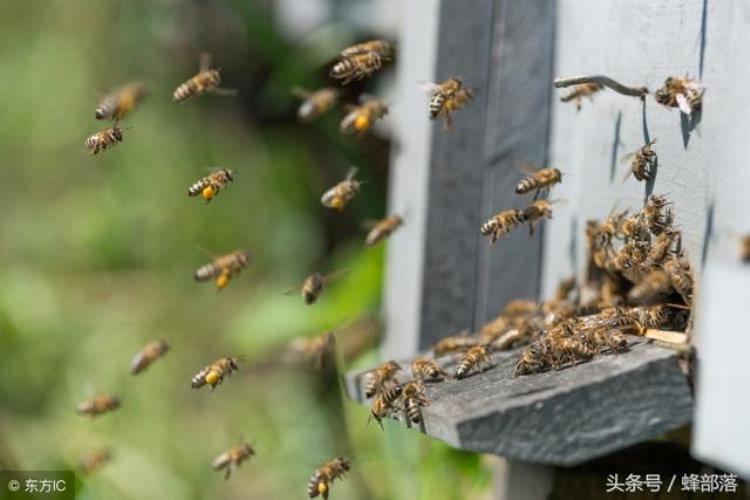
[
  {"left": 80, "top": 449, "right": 111, "bottom": 475},
  {"left": 308, "top": 457, "right": 351, "bottom": 499},
  {"left": 368, "top": 383, "right": 403, "bottom": 429},
  {"left": 432, "top": 333, "right": 479, "bottom": 356},
  {"left": 85, "top": 126, "right": 124, "bottom": 155},
  {"left": 503, "top": 299, "right": 540, "bottom": 317},
  {"left": 480, "top": 208, "right": 526, "bottom": 243},
  {"left": 194, "top": 249, "right": 251, "bottom": 290},
  {"left": 621, "top": 140, "right": 657, "bottom": 182},
  {"left": 292, "top": 87, "right": 339, "bottom": 122},
  {"left": 289, "top": 331, "right": 336, "bottom": 369},
  {"left": 173, "top": 53, "right": 236, "bottom": 103},
  {"left": 418, "top": 77, "right": 474, "bottom": 130},
  {"left": 285, "top": 270, "right": 348, "bottom": 305},
  {"left": 515, "top": 165, "right": 563, "bottom": 199},
  {"left": 330, "top": 51, "right": 388, "bottom": 85},
  {"left": 401, "top": 381, "right": 430, "bottom": 425},
  {"left": 340, "top": 98, "right": 389, "bottom": 136},
  {"left": 363, "top": 360, "right": 401, "bottom": 398},
  {"left": 341, "top": 39, "right": 393, "bottom": 59},
  {"left": 191, "top": 356, "right": 241, "bottom": 391},
  {"left": 646, "top": 231, "right": 676, "bottom": 265},
  {"left": 321, "top": 167, "right": 362, "bottom": 211},
  {"left": 522, "top": 199, "right": 555, "bottom": 235},
  {"left": 212, "top": 442, "right": 255, "bottom": 480},
  {"left": 187, "top": 168, "right": 235, "bottom": 204},
  {"left": 631, "top": 304, "right": 685, "bottom": 332},
  {"left": 95, "top": 82, "right": 149, "bottom": 122},
  {"left": 627, "top": 268, "right": 670, "bottom": 303},
  {"left": 662, "top": 257, "right": 693, "bottom": 305},
  {"left": 642, "top": 195, "right": 673, "bottom": 235},
  {"left": 410, "top": 357, "right": 447, "bottom": 381},
  {"left": 76, "top": 395, "right": 120, "bottom": 417},
  {"left": 741, "top": 235, "right": 750, "bottom": 263},
  {"left": 654, "top": 76, "right": 704, "bottom": 115},
  {"left": 560, "top": 83, "right": 603, "bottom": 111},
  {"left": 365, "top": 214, "right": 403, "bottom": 246},
  {"left": 513, "top": 324, "right": 598, "bottom": 376},
  {"left": 454, "top": 345, "right": 492, "bottom": 379},
  {"left": 130, "top": 339, "right": 169, "bottom": 375}
]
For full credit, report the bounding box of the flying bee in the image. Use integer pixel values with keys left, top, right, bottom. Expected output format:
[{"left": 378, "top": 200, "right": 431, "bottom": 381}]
[
  {"left": 191, "top": 356, "right": 241, "bottom": 391},
  {"left": 480, "top": 208, "right": 526, "bottom": 243},
  {"left": 130, "top": 339, "right": 169, "bottom": 375},
  {"left": 212, "top": 441, "right": 255, "bottom": 480},
  {"left": 95, "top": 82, "right": 149, "bottom": 122},
  {"left": 432, "top": 333, "right": 479, "bottom": 356},
  {"left": 80, "top": 449, "right": 111, "bottom": 475},
  {"left": 85, "top": 126, "right": 124, "bottom": 155},
  {"left": 292, "top": 87, "right": 339, "bottom": 122},
  {"left": 285, "top": 270, "right": 349, "bottom": 305},
  {"left": 522, "top": 199, "right": 556, "bottom": 235},
  {"left": 418, "top": 77, "right": 474, "bottom": 130},
  {"left": 194, "top": 249, "right": 251, "bottom": 290},
  {"left": 515, "top": 165, "right": 563, "bottom": 200},
  {"left": 363, "top": 360, "right": 401, "bottom": 398},
  {"left": 410, "top": 357, "right": 447, "bottom": 382},
  {"left": 308, "top": 457, "right": 351, "bottom": 499},
  {"left": 741, "top": 235, "right": 750, "bottom": 263},
  {"left": 368, "top": 383, "right": 403, "bottom": 429},
  {"left": 454, "top": 345, "right": 492, "bottom": 379},
  {"left": 560, "top": 83, "right": 603, "bottom": 111},
  {"left": 401, "top": 380, "right": 430, "bottom": 425},
  {"left": 173, "top": 53, "right": 236, "bottom": 103},
  {"left": 621, "top": 140, "right": 657, "bottom": 182},
  {"left": 288, "top": 331, "right": 336, "bottom": 369},
  {"left": 365, "top": 214, "right": 403, "bottom": 246},
  {"left": 340, "top": 98, "right": 389, "bottom": 136},
  {"left": 321, "top": 167, "right": 362, "bottom": 211},
  {"left": 330, "top": 51, "right": 387, "bottom": 85},
  {"left": 187, "top": 168, "right": 235, "bottom": 204},
  {"left": 627, "top": 268, "right": 671, "bottom": 304},
  {"left": 76, "top": 395, "right": 120, "bottom": 417},
  {"left": 654, "top": 76, "right": 704, "bottom": 115},
  {"left": 662, "top": 257, "right": 693, "bottom": 305},
  {"left": 341, "top": 39, "right": 393, "bottom": 59}
]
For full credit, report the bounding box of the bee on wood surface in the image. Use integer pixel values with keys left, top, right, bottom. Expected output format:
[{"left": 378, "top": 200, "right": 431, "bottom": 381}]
[
  {"left": 621, "top": 140, "right": 657, "bottom": 182},
  {"left": 292, "top": 87, "right": 339, "bottom": 122},
  {"left": 340, "top": 98, "right": 389, "bottom": 136},
  {"left": 173, "top": 53, "right": 236, "bottom": 103},
  {"left": 308, "top": 457, "right": 351, "bottom": 499},
  {"left": 560, "top": 83, "right": 603, "bottom": 111},
  {"left": 85, "top": 126, "right": 124, "bottom": 155},
  {"left": 631, "top": 304, "right": 686, "bottom": 332},
  {"left": 418, "top": 77, "right": 474, "bottom": 130},
  {"left": 212, "top": 442, "right": 255, "bottom": 480},
  {"left": 321, "top": 167, "right": 362, "bottom": 211},
  {"left": 741, "top": 235, "right": 750, "bottom": 263},
  {"left": 522, "top": 199, "right": 555, "bottom": 235},
  {"left": 454, "top": 345, "right": 492, "bottom": 379},
  {"left": 363, "top": 360, "right": 401, "bottom": 398},
  {"left": 410, "top": 357, "right": 447, "bottom": 382},
  {"left": 654, "top": 76, "right": 704, "bottom": 115},
  {"left": 627, "top": 268, "right": 671, "bottom": 304},
  {"left": 288, "top": 331, "right": 336, "bottom": 369},
  {"left": 513, "top": 324, "right": 598, "bottom": 377},
  {"left": 480, "top": 208, "right": 526, "bottom": 243},
  {"left": 80, "top": 449, "right": 111, "bottom": 475},
  {"left": 76, "top": 395, "right": 120, "bottom": 417},
  {"left": 187, "top": 168, "right": 235, "bottom": 204},
  {"left": 432, "top": 333, "right": 479, "bottom": 357},
  {"left": 662, "top": 257, "right": 693, "bottom": 305},
  {"left": 515, "top": 165, "right": 563, "bottom": 199},
  {"left": 194, "top": 249, "right": 251, "bottom": 290},
  {"left": 365, "top": 214, "right": 403, "bottom": 246},
  {"left": 401, "top": 380, "right": 430, "bottom": 425},
  {"left": 369, "top": 383, "right": 403, "bottom": 429},
  {"left": 341, "top": 39, "right": 393, "bottom": 59},
  {"left": 285, "top": 270, "right": 348, "bottom": 305},
  {"left": 130, "top": 339, "right": 169, "bottom": 375},
  {"left": 330, "top": 51, "right": 388, "bottom": 85},
  {"left": 191, "top": 356, "right": 241, "bottom": 391},
  {"left": 95, "top": 82, "right": 149, "bottom": 122}
]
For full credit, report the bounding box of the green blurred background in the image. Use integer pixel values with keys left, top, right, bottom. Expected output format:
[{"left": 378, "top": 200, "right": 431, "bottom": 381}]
[{"left": 0, "top": 0, "right": 492, "bottom": 498}]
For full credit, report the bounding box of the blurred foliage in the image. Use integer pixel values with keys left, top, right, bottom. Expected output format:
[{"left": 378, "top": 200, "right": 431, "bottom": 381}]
[{"left": 0, "top": 0, "right": 491, "bottom": 499}]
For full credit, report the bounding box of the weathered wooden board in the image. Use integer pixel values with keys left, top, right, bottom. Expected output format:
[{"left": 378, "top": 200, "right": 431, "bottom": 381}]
[{"left": 345, "top": 340, "right": 693, "bottom": 466}]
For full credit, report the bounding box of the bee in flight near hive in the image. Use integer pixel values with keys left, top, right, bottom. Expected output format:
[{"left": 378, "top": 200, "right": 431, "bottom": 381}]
[
  {"left": 369, "top": 383, "right": 403, "bottom": 429},
  {"left": 418, "top": 77, "right": 474, "bottom": 130},
  {"left": 308, "top": 457, "right": 351, "bottom": 499},
  {"left": 401, "top": 380, "right": 430, "bottom": 425},
  {"left": 76, "top": 395, "right": 120, "bottom": 417},
  {"left": 95, "top": 82, "right": 149, "bottom": 122},
  {"left": 292, "top": 87, "right": 339, "bottom": 122},
  {"left": 193, "top": 249, "right": 251, "bottom": 290},
  {"left": 365, "top": 214, "right": 403, "bottom": 246},
  {"left": 288, "top": 331, "right": 336, "bottom": 369},
  {"left": 560, "top": 82, "right": 603, "bottom": 111},
  {"left": 191, "top": 356, "right": 241, "bottom": 392},
  {"left": 321, "top": 167, "right": 363, "bottom": 211},
  {"left": 654, "top": 75, "right": 704, "bottom": 115},
  {"left": 522, "top": 199, "right": 558, "bottom": 235},
  {"left": 410, "top": 356, "right": 448, "bottom": 381},
  {"left": 85, "top": 125, "right": 124, "bottom": 155},
  {"left": 363, "top": 360, "right": 401, "bottom": 398},
  {"left": 454, "top": 345, "right": 492, "bottom": 379},
  {"left": 285, "top": 270, "right": 349, "bottom": 305},
  {"left": 339, "top": 97, "right": 389, "bottom": 137},
  {"left": 480, "top": 208, "right": 527, "bottom": 243},
  {"left": 212, "top": 441, "right": 255, "bottom": 480},
  {"left": 341, "top": 39, "right": 394, "bottom": 59},
  {"left": 80, "top": 449, "right": 111, "bottom": 475},
  {"left": 515, "top": 164, "right": 563, "bottom": 200},
  {"left": 330, "top": 39, "right": 393, "bottom": 85},
  {"left": 621, "top": 140, "right": 657, "bottom": 182},
  {"left": 173, "top": 53, "right": 236, "bottom": 103},
  {"left": 187, "top": 168, "right": 235, "bottom": 204},
  {"left": 130, "top": 339, "right": 169, "bottom": 375}
]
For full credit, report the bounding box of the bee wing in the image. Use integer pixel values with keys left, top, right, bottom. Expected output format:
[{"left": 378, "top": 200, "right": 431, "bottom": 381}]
[
  {"left": 619, "top": 151, "right": 636, "bottom": 163},
  {"left": 621, "top": 166, "right": 634, "bottom": 183},
  {"left": 209, "top": 88, "right": 238, "bottom": 97},
  {"left": 283, "top": 283, "right": 303, "bottom": 295},
  {"left": 513, "top": 161, "right": 540, "bottom": 175},
  {"left": 199, "top": 52, "right": 212, "bottom": 71},
  {"left": 416, "top": 81, "right": 441, "bottom": 94},
  {"left": 290, "top": 86, "right": 311, "bottom": 99},
  {"left": 675, "top": 93, "right": 693, "bottom": 115},
  {"left": 361, "top": 219, "right": 379, "bottom": 229},
  {"left": 345, "top": 166, "right": 359, "bottom": 180},
  {"left": 194, "top": 244, "right": 218, "bottom": 259},
  {"left": 322, "top": 269, "right": 350, "bottom": 284}
]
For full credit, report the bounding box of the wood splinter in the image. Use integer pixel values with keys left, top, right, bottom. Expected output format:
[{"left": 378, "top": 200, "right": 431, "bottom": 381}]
[{"left": 554, "top": 75, "right": 648, "bottom": 98}]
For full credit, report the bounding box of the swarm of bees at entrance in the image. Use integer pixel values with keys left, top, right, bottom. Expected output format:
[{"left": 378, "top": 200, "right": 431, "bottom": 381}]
[{"left": 654, "top": 75, "right": 704, "bottom": 116}]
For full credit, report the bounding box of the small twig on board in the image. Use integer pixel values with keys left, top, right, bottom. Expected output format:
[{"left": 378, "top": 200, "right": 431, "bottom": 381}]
[{"left": 554, "top": 75, "right": 648, "bottom": 98}]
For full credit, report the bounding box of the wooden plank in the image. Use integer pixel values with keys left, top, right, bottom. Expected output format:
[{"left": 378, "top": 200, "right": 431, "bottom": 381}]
[{"left": 345, "top": 340, "right": 693, "bottom": 466}]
